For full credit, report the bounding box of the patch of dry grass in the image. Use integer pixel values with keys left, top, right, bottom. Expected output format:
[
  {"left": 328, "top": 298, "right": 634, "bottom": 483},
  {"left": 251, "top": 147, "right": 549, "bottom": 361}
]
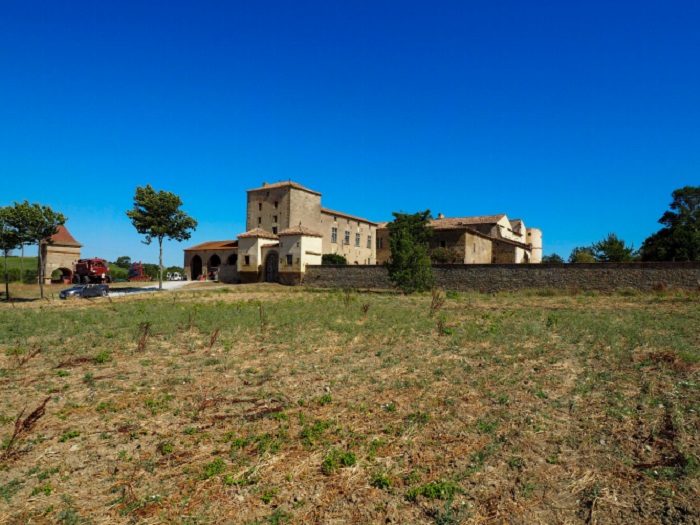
[{"left": 0, "top": 285, "right": 698, "bottom": 524}]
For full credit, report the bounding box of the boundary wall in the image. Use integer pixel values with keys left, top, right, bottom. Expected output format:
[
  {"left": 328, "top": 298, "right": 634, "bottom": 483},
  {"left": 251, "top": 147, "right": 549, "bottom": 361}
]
[{"left": 303, "top": 263, "right": 700, "bottom": 293}]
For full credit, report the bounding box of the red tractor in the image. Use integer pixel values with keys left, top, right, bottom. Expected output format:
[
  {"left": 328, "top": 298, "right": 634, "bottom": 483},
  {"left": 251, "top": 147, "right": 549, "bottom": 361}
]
[
  {"left": 73, "top": 258, "right": 112, "bottom": 284},
  {"left": 127, "top": 262, "right": 153, "bottom": 282}
]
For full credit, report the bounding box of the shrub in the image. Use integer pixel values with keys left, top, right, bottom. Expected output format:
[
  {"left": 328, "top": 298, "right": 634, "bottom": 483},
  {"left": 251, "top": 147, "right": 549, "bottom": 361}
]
[
  {"left": 322, "top": 254, "right": 347, "bottom": 265},
  {"left": 22, "top": 269, "right": 37, "bottom": 284},
  {"left": 430, "top": 247, "right": 461, "bottom": 264}
]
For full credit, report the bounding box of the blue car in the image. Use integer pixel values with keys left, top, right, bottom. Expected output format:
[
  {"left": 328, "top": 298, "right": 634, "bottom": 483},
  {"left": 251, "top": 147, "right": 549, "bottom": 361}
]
[{"left": 59, "top": 284, "right": 109, "bottom": 299}]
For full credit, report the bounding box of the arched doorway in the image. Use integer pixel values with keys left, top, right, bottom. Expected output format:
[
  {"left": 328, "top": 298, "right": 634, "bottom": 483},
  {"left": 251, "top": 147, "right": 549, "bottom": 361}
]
[
  {"left": 208, "top": 254, "right": 221, "bottom": 269},
  {"left": 191, "top": 255, "right": 203, "bottom": 280},
  {"left": 264, "top": 251, "right": 279, "bottom": 283},
  {"left": 51, "top": 267, "right": 73, "bottom": 284},
  {"left": 207, "top": 254, "right": 221, "bottom": 280}
]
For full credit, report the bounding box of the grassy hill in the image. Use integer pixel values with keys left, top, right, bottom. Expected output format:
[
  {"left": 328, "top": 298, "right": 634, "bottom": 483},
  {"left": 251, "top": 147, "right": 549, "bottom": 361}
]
[
  {"left": 0, "top": 286, "right": 698, "bottom": 524},
  {"left": 0, "top": 255, "right": 38, "bottom": 271}
]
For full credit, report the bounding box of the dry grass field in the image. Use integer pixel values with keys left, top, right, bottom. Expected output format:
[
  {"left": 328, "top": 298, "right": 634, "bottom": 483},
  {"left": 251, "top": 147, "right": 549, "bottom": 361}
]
[{"left": 0, "top": 284, "right": 698, "bottom": 524}]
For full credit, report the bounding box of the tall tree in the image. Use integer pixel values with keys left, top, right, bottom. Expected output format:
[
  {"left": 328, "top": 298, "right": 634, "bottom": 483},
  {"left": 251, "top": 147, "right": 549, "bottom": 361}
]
[
  {"left": 568, "top": 246, "right": 596, "bottom": 263},
  {"left": 9, "top": 201, "right": 66, "bottom": 299},
  {"left": 387, "top": 210, "right": 434, "bottom": 294},
  {"left": 114, "top": 255, "right": 132, "bottom": 269},
  {"left": 592, "top": 233, "right": 637, "bottom": 262},
  {"left": 126, "top": 185, "right": 197, "bottom": 290},
  {"left": 541, "top": 253, "right": 565, "bottom": 264},
  {"left": 641, "top": 186, "right": 700, "bottom": 261},
  {"left": 0, "top": 206, "right": 22, "bottom": 301}
]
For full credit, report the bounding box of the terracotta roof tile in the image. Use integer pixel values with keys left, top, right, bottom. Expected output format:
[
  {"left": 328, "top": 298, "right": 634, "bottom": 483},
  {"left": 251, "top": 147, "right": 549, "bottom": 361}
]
[
  {"left": 429, "top": 214, "right": 506, "bottom": 228},
  {"left": 238, "top": 228, "right": 279, "bottom": 240},
  {"left": 377, "top": 214, "right": 506, "bottom": 230},
  {"left": 278, "top": 226, "right": 323, "bottom": 237},
  {"left": 320, "top": 207, "right": 377, "bottom": 226},
  {"left": 184, "top": 240, "right": 238, "bottom": 251},
  {"left": 46, "top": 225, "right": 82, "bottom": 247},
  {"left": 247, "top": 181, "right": 321, "bottom": 196}
]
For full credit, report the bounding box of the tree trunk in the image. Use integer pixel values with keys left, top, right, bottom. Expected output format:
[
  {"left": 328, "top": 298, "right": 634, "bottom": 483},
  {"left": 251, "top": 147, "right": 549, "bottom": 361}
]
[
  {"left": 158, "top": 238, "right": 163, "bottom": 291},
  {"left": 37, "top": 244, "right": 44, "bottom": 299},
  {"left": 3, "top": 251, "right": 9, "bottom": 302}
]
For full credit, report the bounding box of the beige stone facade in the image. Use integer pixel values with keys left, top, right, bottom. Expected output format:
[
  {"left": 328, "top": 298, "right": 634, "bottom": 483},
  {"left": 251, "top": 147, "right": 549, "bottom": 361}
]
[
  {"left": 277, "top": 226, "right": 323, "bottom": 285},
  {"left": 40, "top": 225, "right": 82, "bottom": 284},
  {"left": 185, "top": 181, "right": 542, "bottom": 283},
  {"left": 319, "top": 209, "right": 376, "bottom": 265},
  {"left": 376, "top": 213, "right": 542, "bottom": 265},
  {"left": 183, "top": 240, "right": 238, "bottom": 281}
]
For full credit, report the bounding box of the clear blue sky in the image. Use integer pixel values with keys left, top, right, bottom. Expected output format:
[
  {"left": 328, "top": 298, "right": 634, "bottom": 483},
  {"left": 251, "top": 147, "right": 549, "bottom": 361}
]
[{"left": 2, "top": 1, "right": 698, "bottom": 267}]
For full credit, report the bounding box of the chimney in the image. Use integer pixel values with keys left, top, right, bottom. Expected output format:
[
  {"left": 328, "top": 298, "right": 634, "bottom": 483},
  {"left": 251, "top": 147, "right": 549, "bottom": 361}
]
[
  {"left": 262, "top": 182, "right": 268, "bottom": 187},
  {"left": 438, "top": 213, "right": 445, "bottom": 219}
]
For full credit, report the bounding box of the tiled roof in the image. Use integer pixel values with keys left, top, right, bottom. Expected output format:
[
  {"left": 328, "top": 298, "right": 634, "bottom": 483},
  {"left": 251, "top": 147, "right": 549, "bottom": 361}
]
[
  {"left": 429, "top": 214, "right": 506, "bottom": 228},
  {"left": 377, "top": 214, "right": 506, "bottom": 230},
  {"left": 320, "top": 207, "right": 378, "bottom": 226},
  {"left": 278, "top": 226, "right": 323, "bottom": 237},
  {"left": 247, "top": 181, "right": 321, "bottom": 196},
  {"left": 238, "top": 228, "right": 279, "bottom": 240},
  {"left": 46, "top": 225, "right": 82, "bottom": 247},
  {"left": 184, "top": 240, "right": 238, "bottom": 251}
]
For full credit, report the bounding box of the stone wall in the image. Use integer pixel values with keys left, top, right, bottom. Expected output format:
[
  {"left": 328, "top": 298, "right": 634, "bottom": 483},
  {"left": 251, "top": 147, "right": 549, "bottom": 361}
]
[
  {"left": 218, "top": 264, "right": 239, "bottom": 284},
  {"left": 303, "top": 263, "right": 700, "bottom": 292}
]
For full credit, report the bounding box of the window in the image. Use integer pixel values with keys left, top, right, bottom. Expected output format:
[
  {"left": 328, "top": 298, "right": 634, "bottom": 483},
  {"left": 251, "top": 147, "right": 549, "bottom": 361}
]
[
  {"left": 244, "top": 255, "right": 250, "bottom": 266},
  {"left": 258, "top": 217, "right": 261, "bottom": 225},
  {"left": 274, "top": 201, "right": 279, "bottom": 209},
  {"left": 272, "top": 226, "right": 278, "bottom": 234},
  {"left": 355, "top": 233, "right": 360, "bottom": 246},
  {"left": 286, "top": 254, "right": 293, "bottom": 265},
  {"left": 258, "top": 203, "right": 262, "bottom": 211},
  {"left": 331, "top": 227, "right": 337, "bottom": 243},
  {"left": 377, "top": 237, "right": 383, "bottom": 249},
  {"left": 344, "top": 231, "right": 350, "bottom": 245},
  {"left": 440, "top": 241, "right": 446, "bottom": 248},
  {"left": 367, "top": 235, "right": 372, "bottom": 248},
  {"left": 273, "top": 215, "right": 277, "bottom": 223}
]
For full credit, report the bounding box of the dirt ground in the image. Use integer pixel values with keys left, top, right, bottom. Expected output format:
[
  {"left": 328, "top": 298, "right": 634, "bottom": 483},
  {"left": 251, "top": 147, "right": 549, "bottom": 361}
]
[{"left": 0, "top": 285, "right": 698, "bottom": 524}]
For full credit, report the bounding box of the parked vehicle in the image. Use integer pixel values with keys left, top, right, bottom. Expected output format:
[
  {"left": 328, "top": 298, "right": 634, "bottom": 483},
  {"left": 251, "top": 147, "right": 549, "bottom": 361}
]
[
  {"left": 59, "top": 284, "right": 109, "bottom": 299},
  {"left": 127, "top": 262, "right": 153, "bottom": 282},
  {"left": 168, "top": 272, "right": 183, "bottom": 281},
  {"left": 73, "top": 258, "right": 111, "bottom": 284}
]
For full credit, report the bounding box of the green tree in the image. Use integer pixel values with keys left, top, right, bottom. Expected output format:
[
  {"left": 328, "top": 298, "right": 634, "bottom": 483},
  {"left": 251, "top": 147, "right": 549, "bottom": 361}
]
[
  {"left": 8, "top": 201, "right": 66, "bottom": 299},
  {"left": 430, "top": 247, "right": 461, "bottom": 264},
  {"left": 114, "top": 255, "right": 132, "bottom": 269},
  {"left": 387, "top": 210, "right": 434, "bottom": 294},
  {"left": 592, "top": 233, "right": 638, "bottom": 262},
  {"left": 0, "top": 207, "right": 22, "bottom": 301},
  {"left": 640, "top": 186, "right": 700, "bottom": 261},
  {"left": 568, "top": 246, "right": 596, "bottom": 263},
  {"left": 541, "top": 253, "right": 564, "bottom": 264},
  {"left": 322, "top": 253, "right": 348, "bottom": 265},
  {"left": 126, "top": 185, "right": 197, "bottom": 290}
]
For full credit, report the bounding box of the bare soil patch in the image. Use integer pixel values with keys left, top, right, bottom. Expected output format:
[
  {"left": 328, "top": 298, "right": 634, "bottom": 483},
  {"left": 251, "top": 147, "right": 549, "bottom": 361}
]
[{"left": 0, "top": 287, "right": 698, "bottom": 524}]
